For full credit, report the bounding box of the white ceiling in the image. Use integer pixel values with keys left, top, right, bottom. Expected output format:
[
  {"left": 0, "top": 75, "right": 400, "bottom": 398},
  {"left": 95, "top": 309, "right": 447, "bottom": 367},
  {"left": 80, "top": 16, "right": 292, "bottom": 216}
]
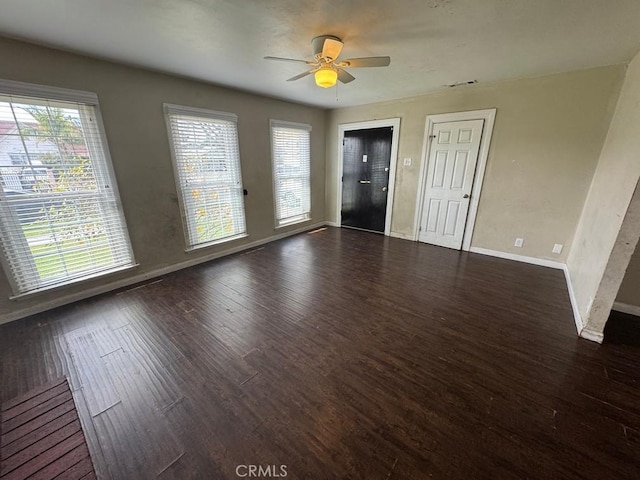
[{"left": 1, "top": 0, "right": 640, "bottom": 108}]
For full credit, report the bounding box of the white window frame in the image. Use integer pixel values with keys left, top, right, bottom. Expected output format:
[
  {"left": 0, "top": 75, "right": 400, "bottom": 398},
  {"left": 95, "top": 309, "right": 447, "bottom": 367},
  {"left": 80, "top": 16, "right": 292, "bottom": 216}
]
[
  {"left": 270, "top": 119, "right": 312, "bottom": 228},
  {"left": 164, "top": 103, "right": 247, "bottom": 251},
  {"left": 0, "top": 79, "right": 136, "bottom": 298}
]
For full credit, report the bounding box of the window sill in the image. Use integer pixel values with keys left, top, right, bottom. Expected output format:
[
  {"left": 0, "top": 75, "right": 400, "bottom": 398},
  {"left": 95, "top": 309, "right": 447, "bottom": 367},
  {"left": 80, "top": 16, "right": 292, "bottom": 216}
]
[
  {"left": 10, "top": 263, "right": 139, "bottom": 301},
  {"left": 185, "top": 233, "right": 249, "bottom": 253},
  {"left": 275, "top": 216, "right": 312, "bottom": 229}
]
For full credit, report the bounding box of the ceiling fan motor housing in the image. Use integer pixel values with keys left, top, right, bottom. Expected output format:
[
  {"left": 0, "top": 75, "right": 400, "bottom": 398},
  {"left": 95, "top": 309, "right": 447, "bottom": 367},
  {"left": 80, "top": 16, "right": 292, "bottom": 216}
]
[{"left": 312, "top": 35, "right": 342, "bottom": 59}]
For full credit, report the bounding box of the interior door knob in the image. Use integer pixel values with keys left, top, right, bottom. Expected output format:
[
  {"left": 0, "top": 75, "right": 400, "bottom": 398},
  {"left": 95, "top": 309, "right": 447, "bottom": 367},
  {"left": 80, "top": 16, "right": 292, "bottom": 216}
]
[
  {"left": 382, "top": 186, "right": 388, "bottom": 192},
  {"left": 463, "top": 194, "right": 470, "bottom": 198}
]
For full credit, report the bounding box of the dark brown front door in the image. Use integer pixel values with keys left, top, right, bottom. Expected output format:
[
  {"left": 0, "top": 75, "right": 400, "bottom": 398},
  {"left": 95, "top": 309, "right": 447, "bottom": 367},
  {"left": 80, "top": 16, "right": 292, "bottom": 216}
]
[{"left": 341, "top": 126, "right": 393, "bottom": 233}]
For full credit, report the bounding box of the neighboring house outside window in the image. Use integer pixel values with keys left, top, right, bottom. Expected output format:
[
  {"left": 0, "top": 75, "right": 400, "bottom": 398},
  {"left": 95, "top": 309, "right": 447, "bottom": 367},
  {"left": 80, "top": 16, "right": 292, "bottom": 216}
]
[
  {"left": 270, "top": 120, "right": 311, "bottom": 227},
  {"left": 0, "top": 81, "right": 135, "bottom": 296},
  {"left": 0, "top": 125, "right": 58, "bottom": 192}
]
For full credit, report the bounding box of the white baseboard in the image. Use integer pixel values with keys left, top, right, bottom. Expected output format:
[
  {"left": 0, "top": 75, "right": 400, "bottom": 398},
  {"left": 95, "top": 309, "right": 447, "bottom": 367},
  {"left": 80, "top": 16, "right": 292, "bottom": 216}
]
[
  {"left": 612, "top": 301, "right": 640, "bottom": 317},
  {"left": 469, "top": 247, "right": 564, "bottom": 270},
  {"left": 0, "top": 221, "right": 328, "bottom": 326},
  {"left": 325, "top": 222, "right": 413, "bottom": 241},
  {"left": 468, "top": 247, "right": 589, "bottom": 339},
  {"left": 562, "top": 265, "right": 584, "bottom": 335},
  {"left": 580, "top": 328, "right": 604, "bottom": 344},
  {"left": 389, "top": 231, "right": 415, "bottom": 241}
]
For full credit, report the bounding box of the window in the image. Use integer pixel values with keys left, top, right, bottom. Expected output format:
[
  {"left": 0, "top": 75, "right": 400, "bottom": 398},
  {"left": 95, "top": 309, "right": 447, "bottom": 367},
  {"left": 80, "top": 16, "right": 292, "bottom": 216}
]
[
  {"left": 0, "top": 80, "right": 135, "bottom": 296},
  {"left": 271, "top": 120, "right": 311, "bottom": 227},
  {"left": 164, "top": 104, "right": 246, "bottom": 249}
]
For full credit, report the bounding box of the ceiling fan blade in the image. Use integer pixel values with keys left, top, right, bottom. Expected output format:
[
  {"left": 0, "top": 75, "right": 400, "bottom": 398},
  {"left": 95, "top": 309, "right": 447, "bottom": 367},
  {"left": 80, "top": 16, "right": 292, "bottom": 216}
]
[
  {"left": 337, "top": 56, "right": 391, "bottom": 68},
  {"left": 264, "top": 56, "right": 314, "bottom": 65},
  {"left": 337, "top": 68, "right": 355, "bottom": 84},
  {"left": 322, "top": 38, "right": 344, "bottom": 60},
  {"left": 287, "top": 69, "right": 316, "bottom": 82}
]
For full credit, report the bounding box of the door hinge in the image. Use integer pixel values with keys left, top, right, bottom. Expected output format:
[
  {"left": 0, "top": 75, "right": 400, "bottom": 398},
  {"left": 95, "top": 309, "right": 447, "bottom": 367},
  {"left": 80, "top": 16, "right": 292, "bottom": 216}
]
[{"left": 341, "top": 176, "right": 344, "bottom": 182}]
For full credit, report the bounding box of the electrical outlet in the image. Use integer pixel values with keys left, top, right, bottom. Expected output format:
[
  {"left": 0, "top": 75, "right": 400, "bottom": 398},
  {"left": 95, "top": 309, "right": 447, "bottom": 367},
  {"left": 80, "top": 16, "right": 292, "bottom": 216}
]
[
  {"left": 552, "top": 243, "right": 563, "bottom": 254},
  {"left": 514, "top": 238, "right": 524, "bottom": 248},
  {"left": 403, "top": 157, "right": 412, "bottom": 166}
]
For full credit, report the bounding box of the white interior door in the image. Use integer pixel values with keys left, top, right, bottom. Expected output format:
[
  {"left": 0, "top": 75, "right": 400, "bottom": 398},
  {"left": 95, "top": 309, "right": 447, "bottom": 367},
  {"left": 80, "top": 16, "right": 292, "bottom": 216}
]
[{"left": 419, "top": 119, "right": 484, "bottom": 249}]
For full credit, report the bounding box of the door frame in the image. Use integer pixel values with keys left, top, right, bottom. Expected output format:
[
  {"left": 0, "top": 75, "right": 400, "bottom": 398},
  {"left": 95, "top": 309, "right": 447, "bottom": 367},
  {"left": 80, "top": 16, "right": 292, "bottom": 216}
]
[
  {"left": 336, "top": 118, "right": 401, "bottom": 236},
  {"left": 413, "top": 109, "right": 496, "bottom": 250}
]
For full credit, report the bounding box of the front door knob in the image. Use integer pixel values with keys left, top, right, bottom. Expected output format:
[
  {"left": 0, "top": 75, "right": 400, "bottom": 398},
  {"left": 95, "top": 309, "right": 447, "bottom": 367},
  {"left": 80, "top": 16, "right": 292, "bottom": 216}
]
[{"left": 463, "top": 194, "right": 470, "bottom": 199}]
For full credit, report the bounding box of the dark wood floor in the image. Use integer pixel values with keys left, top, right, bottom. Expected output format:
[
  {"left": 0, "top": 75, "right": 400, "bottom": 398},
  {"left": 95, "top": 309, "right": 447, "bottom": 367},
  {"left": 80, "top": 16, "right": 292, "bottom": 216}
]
[
  {"left": 605, "top": 310, "right": 640, "bottom": 346},
  {"left": 1, "top": 227, "right": 639, "bottom": 479}
]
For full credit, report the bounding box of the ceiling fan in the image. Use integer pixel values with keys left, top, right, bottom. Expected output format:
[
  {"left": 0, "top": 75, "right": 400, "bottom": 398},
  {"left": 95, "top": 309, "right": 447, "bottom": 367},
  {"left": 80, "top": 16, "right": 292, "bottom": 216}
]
[{"left": 264, "top": 35, "right": 391, "bottom": 88}]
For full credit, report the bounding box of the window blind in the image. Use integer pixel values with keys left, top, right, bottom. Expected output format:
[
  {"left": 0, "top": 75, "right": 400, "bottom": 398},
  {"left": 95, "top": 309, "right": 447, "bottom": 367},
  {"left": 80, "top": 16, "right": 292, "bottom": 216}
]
[
  {"left": 164, "top": 104, "right": 246, "bottom": 249},
  {"left": 0, "top": 91, "right": 135, "bottom": 296},
  {"left": 271, "top": 121, "right": 311, "bottom": 226}
]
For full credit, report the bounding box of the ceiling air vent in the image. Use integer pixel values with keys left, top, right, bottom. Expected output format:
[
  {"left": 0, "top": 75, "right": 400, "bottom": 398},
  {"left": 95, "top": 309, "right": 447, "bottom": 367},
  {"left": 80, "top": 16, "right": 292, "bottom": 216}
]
[{"left": 446, "top": 80, "right": 478, "bottom": 88}]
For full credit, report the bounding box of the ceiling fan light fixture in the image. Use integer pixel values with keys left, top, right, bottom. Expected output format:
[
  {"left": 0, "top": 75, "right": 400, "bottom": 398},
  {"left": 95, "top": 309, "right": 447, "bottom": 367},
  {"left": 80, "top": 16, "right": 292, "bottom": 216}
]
[{"left": 315, "top": 66, "right": 337, "bottom": 88}]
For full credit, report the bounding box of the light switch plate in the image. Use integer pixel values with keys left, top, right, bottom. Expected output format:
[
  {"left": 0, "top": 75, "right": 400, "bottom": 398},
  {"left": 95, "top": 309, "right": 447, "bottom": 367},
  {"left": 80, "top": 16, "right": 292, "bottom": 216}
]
[
  {"left": 403, "top": 157, "right": 412, "bottom": 166},
  {"left": 362, "top": 155, "right": 368, "bottom": 163}
]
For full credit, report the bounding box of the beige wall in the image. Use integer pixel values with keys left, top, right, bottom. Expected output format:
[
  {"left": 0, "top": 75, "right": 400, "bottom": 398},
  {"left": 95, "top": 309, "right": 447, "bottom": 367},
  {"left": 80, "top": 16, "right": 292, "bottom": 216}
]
[
  {"left": 617, "top": 243, "right": 640, "bottom": 307},
  {"left": 326, "top": 66, "right": 624, "bottom": 261},
  {"left": 566, "top": 50, "right": 640, "bottom": 335},
  {"left": 0, "top": 37, "right": 326, "bottom": 322}
]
